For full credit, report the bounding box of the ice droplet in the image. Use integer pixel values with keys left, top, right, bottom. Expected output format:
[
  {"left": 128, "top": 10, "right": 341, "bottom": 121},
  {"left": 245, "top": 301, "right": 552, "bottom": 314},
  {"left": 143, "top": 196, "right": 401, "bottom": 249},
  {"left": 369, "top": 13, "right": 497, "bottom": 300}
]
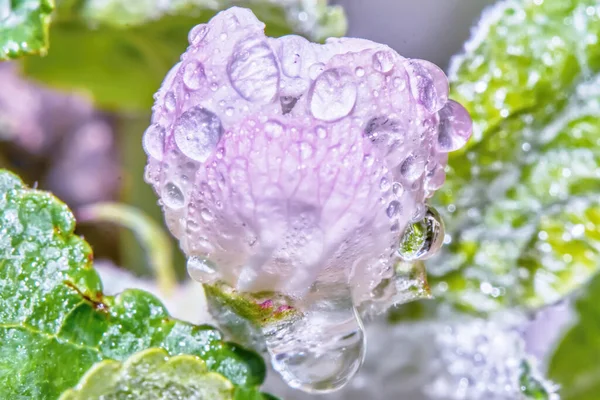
[
  {"left": 174, "top": 106, "right": 223, "bottom": 162},
  {"left": 142, "top": 124, "right": 165, "bottom": 159},
  {"left": 436, "top": 100, "right": 473, "bottom": 152},
  {"left": 398, "top": 205, "right": 444, "bottom": 261},
  {"left": 162, "top": 182, "right": 185, "bottom": 209},
  {"left": 265, "top": 285, "right": 366, "bottom": 393},
  {"left": 309, "top": 68, "right": 357, "bottom": 122},
  {"left": 228, "top": 35, "right": 280, "bottom": 103}
]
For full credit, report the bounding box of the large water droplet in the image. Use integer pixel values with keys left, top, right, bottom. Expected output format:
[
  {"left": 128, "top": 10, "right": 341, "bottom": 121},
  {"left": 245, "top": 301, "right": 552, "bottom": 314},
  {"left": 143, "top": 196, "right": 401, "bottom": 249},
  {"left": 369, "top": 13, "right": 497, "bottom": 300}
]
[
  {"left": 188, "top": 24, "right": 208, "bottom": 45},
  {"left": 309, "top": 68, "right": 357, "bottom": 122},
  {"left": 182, "top": 61, "right": 205, "bottom": 90},
  {"left": 278, "top": 35, "right": 311, "bottom": 78},
  {"left": 399, "top": 154, "right": 425, "bottom": 181},
  {"left": 164, "top": 91, "right": 176, "bottom": 111},
  {"left": 228, "top": 35, "right": 280, "bottom": 103},
  {"left": 162, "top": 182, "right": 185, "bottom": 209},
  {"left": 174, "top": 106, "right": 223, "bottom": 162},
  {"left": 265, "top": 286, "right": 366, "bottom": 393},
  {"left": 406, "top": 59, "right": 449, "bottom": 113},
  {"left": 142, "top": 124, "right": 165, "bottom": 159},
  {"left": 372, "top": 50, "right": 395, "bottom": 73},
  {"left": 398, "top": 205, "right": 444, "bottom": 261},
  {"left": 436, "top": 100, "right": 473, "bottom": 152}
]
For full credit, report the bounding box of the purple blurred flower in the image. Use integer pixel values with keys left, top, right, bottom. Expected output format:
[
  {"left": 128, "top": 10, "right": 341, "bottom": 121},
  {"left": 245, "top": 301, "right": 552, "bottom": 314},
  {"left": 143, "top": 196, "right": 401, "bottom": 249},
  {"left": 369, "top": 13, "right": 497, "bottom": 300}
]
[
  {"left": 144, "top": 7, "right": 472, "bottom": 304},
  {"left": 0, "top": 63, "right": 120, "bottom": 207}
]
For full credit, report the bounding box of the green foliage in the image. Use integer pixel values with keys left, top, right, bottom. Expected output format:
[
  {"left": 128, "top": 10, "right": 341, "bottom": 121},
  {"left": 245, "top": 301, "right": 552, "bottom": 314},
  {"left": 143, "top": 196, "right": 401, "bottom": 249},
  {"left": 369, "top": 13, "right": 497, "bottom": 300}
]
[
  {"left": 22, "top": 0, "right": 347, "bottom": 111},
  {"left": 426, "top": 0, "right": 600, "bottom": 313},
  {"left": 0, "top": 0, "right": 53, "bottom": 59},
  {"left": 59, "top": 348, "right": 234, "bottom": 400},
  {"left": 0, "top": 169, "right": 269, "bottom": 399},
  {"left": 548, "top": 273, "right": 600, "bottom": 400}
]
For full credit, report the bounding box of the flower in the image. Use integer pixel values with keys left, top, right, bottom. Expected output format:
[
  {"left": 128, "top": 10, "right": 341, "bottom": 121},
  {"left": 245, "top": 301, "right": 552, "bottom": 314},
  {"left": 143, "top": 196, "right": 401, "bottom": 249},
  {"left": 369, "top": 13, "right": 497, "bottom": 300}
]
[{"left": 144, "top": 6, "right": 472, "bottom": 306}]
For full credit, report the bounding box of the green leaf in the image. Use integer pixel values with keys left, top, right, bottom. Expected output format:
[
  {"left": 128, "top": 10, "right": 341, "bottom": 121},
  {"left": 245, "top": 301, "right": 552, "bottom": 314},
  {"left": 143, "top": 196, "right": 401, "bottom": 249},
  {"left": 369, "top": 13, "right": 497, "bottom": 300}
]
[
  {"left": 0, "top": 0, "right": 53, "bottom": 60},
  {"left": 0, "top": 169, "right": 268, "bottom": 398},
  {"left": 425, "top": 0, "right": 600, "bottom": 313},
  {"left": 22, "top": 0, "right": 347, "bottom": 111},
  {"left": 59, "top": 348, "right": 234, "bottom": 400},
  {"left": 548, "top": 274, "right": 600, "bottom": 400}
]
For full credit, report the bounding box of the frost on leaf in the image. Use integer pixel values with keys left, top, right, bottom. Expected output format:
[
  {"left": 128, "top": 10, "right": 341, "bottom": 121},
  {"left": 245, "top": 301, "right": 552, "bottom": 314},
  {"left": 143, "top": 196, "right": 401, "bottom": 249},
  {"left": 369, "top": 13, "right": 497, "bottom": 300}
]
[
  {"left": 0, "top": 169, "right": 269, "bottom": 399},
  {"left": 144, "top": 7, "right": 471, "bottom": 392},
  {"left": 60, "top": 348, "right": 234, "bottom": 400},
  {"left": 425, "top": 0, "right": 600, "bottom": 313}
]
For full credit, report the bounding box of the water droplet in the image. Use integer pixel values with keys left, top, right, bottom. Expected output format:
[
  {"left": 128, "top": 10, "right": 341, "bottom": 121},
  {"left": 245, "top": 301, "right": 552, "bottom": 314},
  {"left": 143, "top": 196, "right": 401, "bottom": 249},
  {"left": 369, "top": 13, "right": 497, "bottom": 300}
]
[
  {"left": 182, "top": 61, "right": 205, "bottom": 90},
  {"left": 265, "top": 120, "right": 285, "bottom": 139},
  {"left": 280, "top": 95, "right": 299, "bottom": 114},
  {"left": 162, "top": 182, "right": 185, "bottom": 209},
  {"left": 364, "top": 116, "right": 400, "bottom": 146},
  {"left": 265, "top": 287, "right": 365, "bottom": 393},
  {"left": 380, "top": 177, "right": 390, "bottom": 191},
  {"left": 436, "top": 100, "right": 473, "bottom": 152},
  {"left": 399, "top": 154, "right": 425, "bottom": 181},
  {"left": 174, "top": 106, "right": 223, "bottom": 162},
  {"left": 187, "top": 256, "right": 217, "bottom": 281},
  {"left": 386, "top": 200, "right": 401, "bottom": 218},
  {"left": 225, "top": 107, "right": 234, "bottom": 116},
  {"left": 372, "top": 50, "right": 395, "bottom": 73},
  {"left": 392, "top": 182, "right": 404, "bottom": 197},
  {"left": 200, "top": 208, "right": 214, "bottom": 221},
  {"left": 142, "top": 124, "right": 166, "bottom": 159},
  {"left": 397, "top": 206, "right": 444, "bottom": 261},
  {"left": 164, "top": 91, "right": 176, "bottom": 111},
  {"left": 406, "top": 59, "right": 449, "bottom": 113},
  {"left": 393, "top": 76, "right": 406, "bottom": 90},
  {"left": 188, "top": 24, "right": 208, "bottom": 45},
  {"left": 228, "top": 35, "right": 280, "bottom": 103},
  {"left": 355, "top": 67, "right": 365, "bottom": 77},
  {"left": 279, "top": 35, "right": 310, "bottom": 77},
  {"left": 309, "top": 68, "right": 357, "bottom": 122},
  {"left": 316, "top": 127, "right": 327, "bottom": 139}
]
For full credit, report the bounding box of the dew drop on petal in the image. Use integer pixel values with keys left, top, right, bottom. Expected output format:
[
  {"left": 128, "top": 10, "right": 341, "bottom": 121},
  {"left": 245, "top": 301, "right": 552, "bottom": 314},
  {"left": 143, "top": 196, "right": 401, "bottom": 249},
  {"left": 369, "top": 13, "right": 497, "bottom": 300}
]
[
  {"left": 309, "top": 68, "right": 357, "bottom": 122},
  {"left": 399, "top": 154, "right": 425, "bottom": 181},
  {"left": 182, "top": 61, "right": 205, "bottom": 90},
  {"left": 142, "top": 124, "right": 165, "bottom": 159},
  {"left": 397, "top": 206, "right": 444, "bottom": 261},
  {"left": 265, "top": 120, "right": 285, "bottom": 139},
  {"left": 406, "top": 59, "right": 449, "bottom": 113},
  {"left": 386, "top": 200, "right": 401, "bottom": 218},
  {"left": 164, "top": 91, "right": 176, "bottom": 111},
  {"left": 188, "top": 24, "right": 208, "bottom": 45},
  {"left": 162, "top": 182, "right": 185, "bottom": 209},
  {"left": 372, "top": 50, "right": 395, "bottom": 73},
  {"left": 228, "top": 35, "right": 280, "bottom": 103},
  {"left": 174, "top": 106, "right": 223, "bottom": 162},
  {"left": 265, "top": 287, "right": 366, "bottom": 393},
  {"left": 436, "top": 100, "right": 473, "bottom": 152}
]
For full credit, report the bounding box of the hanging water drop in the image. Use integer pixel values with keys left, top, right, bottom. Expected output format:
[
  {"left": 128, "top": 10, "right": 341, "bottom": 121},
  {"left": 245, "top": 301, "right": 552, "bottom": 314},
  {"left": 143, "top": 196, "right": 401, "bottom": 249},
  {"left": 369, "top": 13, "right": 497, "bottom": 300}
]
[
  {"left": 264, "top": 285, "right": 366, "bottom": 393},
  {"left": 397, "top": 205, "right": 444, "bottom": 261}
]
